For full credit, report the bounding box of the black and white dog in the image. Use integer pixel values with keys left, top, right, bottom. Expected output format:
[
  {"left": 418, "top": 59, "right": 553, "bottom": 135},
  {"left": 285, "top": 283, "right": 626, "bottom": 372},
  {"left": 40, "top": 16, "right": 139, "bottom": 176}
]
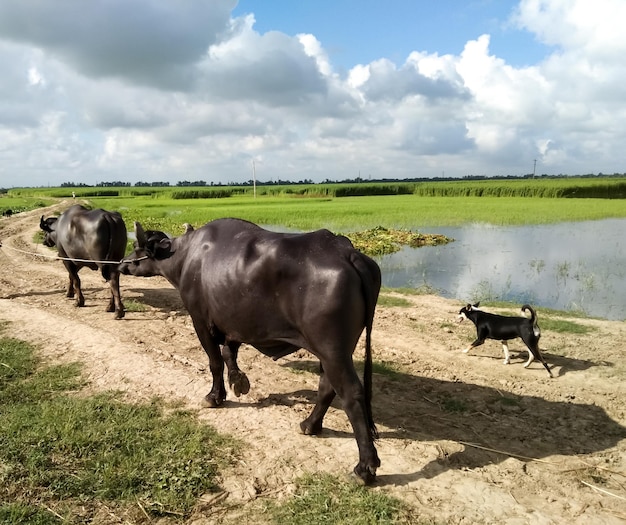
[{"left": 458, "top": 303, "right": 553, "bottom": 377}]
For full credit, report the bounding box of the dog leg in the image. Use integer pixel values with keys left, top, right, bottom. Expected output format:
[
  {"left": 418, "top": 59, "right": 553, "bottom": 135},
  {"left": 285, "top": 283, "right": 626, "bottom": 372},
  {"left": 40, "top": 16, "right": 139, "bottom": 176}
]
[
  {"left": 523, "top": 348, "right": 535, "bottom": 368},
  {"left": 540, "top": 359, "right": 554, "bottom": 378},
  {"left": 462, "top": 339, "right": 484, "bottom": 354},
  {"left": 529, "top": 345, "right": 554, "bottom": 378},
  {"left": 501, "top": 341, "right": 511, "bottom": 365}
]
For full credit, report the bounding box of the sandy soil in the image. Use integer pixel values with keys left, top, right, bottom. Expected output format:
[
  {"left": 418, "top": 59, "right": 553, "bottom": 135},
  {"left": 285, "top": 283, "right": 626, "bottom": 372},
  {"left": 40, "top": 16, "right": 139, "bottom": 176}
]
[{"left": 1, "top": 203, "right": 625, "bottom": 524}]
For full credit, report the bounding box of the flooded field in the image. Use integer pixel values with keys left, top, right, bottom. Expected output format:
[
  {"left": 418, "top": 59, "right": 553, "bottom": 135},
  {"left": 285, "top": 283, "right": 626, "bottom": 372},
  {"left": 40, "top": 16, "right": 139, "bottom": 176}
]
[{"left": 379, "top": 218, "right": 626, "bottom": 320}]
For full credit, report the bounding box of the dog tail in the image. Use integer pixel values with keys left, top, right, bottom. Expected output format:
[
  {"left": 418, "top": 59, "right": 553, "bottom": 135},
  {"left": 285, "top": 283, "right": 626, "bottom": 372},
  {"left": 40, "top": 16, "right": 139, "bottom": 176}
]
[
  {"left": 522, "top": 304, "right": 541, "bottom": 337},
  {"left": 521, "top": 304, "right": 536, "bottom": 322}
]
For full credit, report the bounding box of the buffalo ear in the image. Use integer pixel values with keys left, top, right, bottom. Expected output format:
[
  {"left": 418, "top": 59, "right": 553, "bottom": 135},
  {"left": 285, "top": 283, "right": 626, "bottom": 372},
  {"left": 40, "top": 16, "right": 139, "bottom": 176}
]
[
  {"left": 134, "top": 221, "right": 147, "bottom": 248},
  {"left": 152, "top": 238, "right": 173, "bottom": 259}
]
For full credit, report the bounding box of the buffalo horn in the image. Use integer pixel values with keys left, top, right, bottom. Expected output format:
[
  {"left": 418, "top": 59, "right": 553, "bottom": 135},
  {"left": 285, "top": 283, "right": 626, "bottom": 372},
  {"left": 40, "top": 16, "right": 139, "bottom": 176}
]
[{"left": 134, "top": 221, "right": 147, "bottom": 247}]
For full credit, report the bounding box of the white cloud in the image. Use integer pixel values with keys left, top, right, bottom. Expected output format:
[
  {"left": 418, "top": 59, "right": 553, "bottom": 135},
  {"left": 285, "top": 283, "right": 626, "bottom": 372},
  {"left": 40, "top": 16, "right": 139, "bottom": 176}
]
[
  {"left": 0, "top": 0, "right": 236, "bottom": 90},
  {"left": 513, "top": 0, "right": 626, "bottom": 59},
  {"left": 0, "top": 0, "right": 625, "bottom": 187}
]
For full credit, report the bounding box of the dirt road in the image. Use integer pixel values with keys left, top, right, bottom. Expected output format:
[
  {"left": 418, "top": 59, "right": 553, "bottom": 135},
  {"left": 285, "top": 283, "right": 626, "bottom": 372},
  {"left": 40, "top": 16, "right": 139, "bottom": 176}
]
[{"left": 1, "top": 203, "right": 625, "bottom": 524}]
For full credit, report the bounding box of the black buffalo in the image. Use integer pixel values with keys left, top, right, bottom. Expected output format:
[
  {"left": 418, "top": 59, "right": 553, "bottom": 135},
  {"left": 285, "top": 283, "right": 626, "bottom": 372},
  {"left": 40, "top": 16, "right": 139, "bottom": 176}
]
[
  {"left": 119, "top": 218, "right": 382, "bottom": 483},
  {"left": 40, "top": 205, "right": 127, "bottom": 319}
]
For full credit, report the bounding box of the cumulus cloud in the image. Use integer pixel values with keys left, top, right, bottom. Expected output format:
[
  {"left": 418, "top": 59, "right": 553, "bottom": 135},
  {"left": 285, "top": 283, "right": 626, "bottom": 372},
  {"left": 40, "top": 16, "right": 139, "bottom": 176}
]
[
  {"left": 0, "top": 0, "right": 624, "bottom": 187},
  {"left": 0, "top": 0, "right": 235, "bottom": 90},
  {"left": 201, "top": 16, "right": 328, "bottom": 106}
]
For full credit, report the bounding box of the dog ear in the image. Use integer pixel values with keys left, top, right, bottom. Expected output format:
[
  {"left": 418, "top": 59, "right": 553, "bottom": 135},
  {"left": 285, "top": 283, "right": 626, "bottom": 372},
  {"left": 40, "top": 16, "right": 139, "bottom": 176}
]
[{"left": 473, "top": 301, "right": 480, "bottom": 308}]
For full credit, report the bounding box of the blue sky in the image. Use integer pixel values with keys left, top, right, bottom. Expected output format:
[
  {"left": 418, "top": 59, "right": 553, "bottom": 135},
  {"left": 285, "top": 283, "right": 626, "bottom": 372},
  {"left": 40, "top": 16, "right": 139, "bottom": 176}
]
[
  {"left": 232, "top": 1, "right": 552, "bottom": 69},
  {"left": 0, "top": 0, "right": 624, "bottom": 187}
]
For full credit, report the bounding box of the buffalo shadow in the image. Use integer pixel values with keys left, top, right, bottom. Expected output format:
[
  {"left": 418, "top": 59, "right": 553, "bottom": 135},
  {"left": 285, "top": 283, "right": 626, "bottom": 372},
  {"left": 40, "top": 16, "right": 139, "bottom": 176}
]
[
  {"left": 118, "top": 285, "right": 625, "bottom": 483},
  {"left": 123, "top": 286, "right": 185, "bottom": 312},
  {"left": 281, "top": 358, "right": 626, "bottom": 485},
  {"left": 3, "top": 286, "right": 102, "bottom": 301}
]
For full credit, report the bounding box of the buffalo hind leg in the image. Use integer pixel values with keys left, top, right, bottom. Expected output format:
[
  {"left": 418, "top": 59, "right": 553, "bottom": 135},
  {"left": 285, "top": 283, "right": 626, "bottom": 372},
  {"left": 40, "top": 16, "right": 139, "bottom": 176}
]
[
  {"left": 300, "top": 363, "right": 335, "bottom": 436},
  {"left": 315, "top": 357, "right": 380, "bottom": 485},
  {"left": 221, "top": 342, "right": 250, "bottom": 397}
]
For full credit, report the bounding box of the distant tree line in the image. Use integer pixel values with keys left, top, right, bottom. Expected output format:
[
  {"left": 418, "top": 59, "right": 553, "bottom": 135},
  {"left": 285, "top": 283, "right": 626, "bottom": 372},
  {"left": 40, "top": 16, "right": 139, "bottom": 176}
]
[{"left": 50, "top": 171, "right": 626, "bottom": 190}]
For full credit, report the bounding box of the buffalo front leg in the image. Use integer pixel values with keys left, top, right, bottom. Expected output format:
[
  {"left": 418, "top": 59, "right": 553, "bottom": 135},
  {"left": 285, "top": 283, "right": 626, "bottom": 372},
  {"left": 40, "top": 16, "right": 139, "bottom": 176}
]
[
  {"left": 190, "top": 318, "right": 227, "bottom": 407},
  {"left": 64, "top": 262, "right": 84, "bottom": 307},
  {"left": 65, "top": 276, "right": 75, "bottom": 299},
  {"left": 221, "top": 342, "right": 250, "bottom": 397},
  {"left": 107, "top": 271, "right": 125, "bottom": 319}
]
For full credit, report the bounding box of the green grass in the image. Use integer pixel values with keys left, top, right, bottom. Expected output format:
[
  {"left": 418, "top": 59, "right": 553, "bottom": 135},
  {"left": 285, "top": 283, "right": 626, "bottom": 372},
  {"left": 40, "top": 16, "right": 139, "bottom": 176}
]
[
  {"left": 0, "top": 195, "right": 54, "bottom": 215},
  {"left": 371, "top": 361, "right": 405, "bottom": 381},
  {"left": 123, "top": 298, "right": 148, "bottom": 313},
  {"left": 539, "top": 317, "right": 593, "bottom": 334},
  {"left": 377, "top": 294, "right": 412, "bottom": 308},
  {"left": 0, "top": 336, "right": 238, "bottom": 521},
  {"left": 10, "top": 178, "right": 626, "bottom": 234},
  {"left": 266, "top": 473, "right": 412, "bottom": 525},
  {"left": 89, "top": 194, "right": 626, "bottom": 232}
]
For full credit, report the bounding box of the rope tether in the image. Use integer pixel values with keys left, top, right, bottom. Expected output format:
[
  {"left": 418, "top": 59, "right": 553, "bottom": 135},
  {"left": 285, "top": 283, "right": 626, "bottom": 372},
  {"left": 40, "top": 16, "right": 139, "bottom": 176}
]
[{"left": 0, "top": 244, "right": 148, "bottom": 265}]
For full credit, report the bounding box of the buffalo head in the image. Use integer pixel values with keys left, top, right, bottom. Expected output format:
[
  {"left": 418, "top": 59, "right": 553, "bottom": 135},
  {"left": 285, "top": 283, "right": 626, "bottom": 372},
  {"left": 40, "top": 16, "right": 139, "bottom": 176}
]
[
  {"left": 40, "top": 215, "right": 59, "bottom": 247},
  {"left": 119, "top": 222, "right": 173, "bottom": 277}
]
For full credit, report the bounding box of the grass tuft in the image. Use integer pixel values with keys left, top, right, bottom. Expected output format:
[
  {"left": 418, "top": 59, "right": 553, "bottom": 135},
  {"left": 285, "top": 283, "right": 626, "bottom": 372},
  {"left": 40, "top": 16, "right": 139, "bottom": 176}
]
[
  {"left": 0, "top": 336, "right": 238, "bottom": 521},
  {"left": 123, "top": 298, "right": 148, "bottom": 313},
  {"left": 266, "top": 473, "right": 411, "bottom": 525},
  {"left": 377, "top": 294, "right": 412, "bottom": 308}
]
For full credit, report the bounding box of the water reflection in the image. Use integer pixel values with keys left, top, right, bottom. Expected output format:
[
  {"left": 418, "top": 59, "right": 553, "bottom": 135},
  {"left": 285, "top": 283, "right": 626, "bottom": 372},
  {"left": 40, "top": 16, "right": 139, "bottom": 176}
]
[{"left": 377, "top": 219, "right": 626, "bottom": 320}]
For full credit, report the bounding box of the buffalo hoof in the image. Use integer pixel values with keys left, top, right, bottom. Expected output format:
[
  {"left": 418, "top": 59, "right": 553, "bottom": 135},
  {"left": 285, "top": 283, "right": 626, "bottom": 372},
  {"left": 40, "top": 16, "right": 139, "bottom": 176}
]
[
  {"left": 353, "top": 464, "right": 377, "bottom": 486},
  {"left": 299, "top": 419, "right": 323, "bottom": 436},
  {"left": 202, "top": 393, "right": 224, "bottom": 408},
  {"left": 228, "top": 371, "right": 250, "bottom": 397}
]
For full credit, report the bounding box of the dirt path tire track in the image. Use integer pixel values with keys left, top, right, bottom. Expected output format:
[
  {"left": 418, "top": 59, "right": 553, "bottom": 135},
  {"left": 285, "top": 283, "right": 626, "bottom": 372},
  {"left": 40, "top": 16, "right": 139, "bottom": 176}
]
[{"left": 1, "top": 205, "right": 626, "bottom": 524}]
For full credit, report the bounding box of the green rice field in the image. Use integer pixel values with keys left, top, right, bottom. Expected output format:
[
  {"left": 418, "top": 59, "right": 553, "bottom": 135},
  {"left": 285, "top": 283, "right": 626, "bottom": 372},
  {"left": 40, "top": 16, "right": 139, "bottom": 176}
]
[{"left": 4, "top": 177, "right": 626, "bottom": 234}]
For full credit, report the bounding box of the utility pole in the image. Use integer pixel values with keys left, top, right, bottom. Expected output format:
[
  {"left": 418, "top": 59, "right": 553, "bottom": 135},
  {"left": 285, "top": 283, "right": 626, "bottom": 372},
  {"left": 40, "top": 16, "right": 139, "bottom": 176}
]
[
  {"left": 533, "top": 159, "right": 537, "bottom": 178},
  {"left": 252, "top": 159, "right": 257, "bottom": 198}
]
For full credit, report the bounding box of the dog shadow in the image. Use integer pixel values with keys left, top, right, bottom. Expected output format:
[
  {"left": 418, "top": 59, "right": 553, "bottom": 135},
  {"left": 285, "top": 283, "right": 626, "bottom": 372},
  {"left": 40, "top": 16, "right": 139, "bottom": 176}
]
[
  {"left": 281, "top": 359, "right": 626, "bottom": 486},
  {"left": 467, "top": 348, "right": 597, "bottom": 377}
]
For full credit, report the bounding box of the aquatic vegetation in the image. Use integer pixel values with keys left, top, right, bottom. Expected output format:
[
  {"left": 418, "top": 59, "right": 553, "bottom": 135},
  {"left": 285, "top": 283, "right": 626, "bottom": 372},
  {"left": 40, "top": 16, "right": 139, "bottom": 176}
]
[{"left": 344, "top": 226, "right": 453, "bottom": 256}]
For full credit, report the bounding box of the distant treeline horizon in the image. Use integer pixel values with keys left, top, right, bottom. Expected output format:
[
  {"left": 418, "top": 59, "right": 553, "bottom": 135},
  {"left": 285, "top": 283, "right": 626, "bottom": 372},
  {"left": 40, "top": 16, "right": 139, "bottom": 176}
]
[
  {"left": 28, "top": 171, "right": 626, "bottom": 190},
  {"left": 5, "top": 173, "right": 626, "bottom": 201}
]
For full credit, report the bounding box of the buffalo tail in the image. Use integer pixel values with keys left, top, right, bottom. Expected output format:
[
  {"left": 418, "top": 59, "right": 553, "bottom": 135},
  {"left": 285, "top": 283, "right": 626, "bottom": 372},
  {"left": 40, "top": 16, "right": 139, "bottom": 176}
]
[{"left": 350, "top": 251, "right": 382, "bottom": 440}]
